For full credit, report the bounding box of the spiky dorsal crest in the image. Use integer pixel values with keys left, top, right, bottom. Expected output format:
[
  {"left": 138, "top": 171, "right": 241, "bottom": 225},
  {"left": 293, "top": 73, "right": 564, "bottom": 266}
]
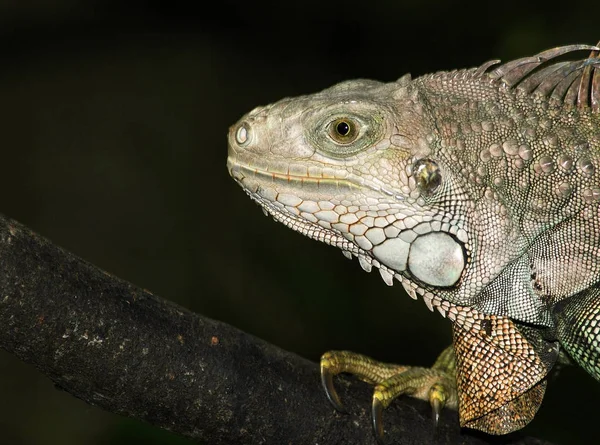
[
  {"left": 419, "top": 43, "right": 600, "bottom": 112},
  {"left": 484, "top": 43, "right": 600, "bottom": 111}
]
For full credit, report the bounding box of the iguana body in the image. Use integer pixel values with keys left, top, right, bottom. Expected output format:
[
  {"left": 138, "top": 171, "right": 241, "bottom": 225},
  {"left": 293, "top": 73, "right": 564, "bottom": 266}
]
[{"left": 227, "top": 44, "right": 600, "bottom": 438}]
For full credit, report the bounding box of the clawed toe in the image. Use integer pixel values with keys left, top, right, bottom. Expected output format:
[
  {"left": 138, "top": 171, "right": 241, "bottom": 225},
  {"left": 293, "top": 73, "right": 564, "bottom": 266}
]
[
  {"left": 320, "top": 354, "right": 348, "bottom": 413},
  {"left": 320, "top": 347, "right": 458, "bottom": 442}
]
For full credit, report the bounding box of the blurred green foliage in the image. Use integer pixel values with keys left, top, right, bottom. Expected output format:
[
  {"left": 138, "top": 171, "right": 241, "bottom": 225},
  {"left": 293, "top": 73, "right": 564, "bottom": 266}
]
[{"left": 0, "top": 1, "right": 597, "bottom": 444}]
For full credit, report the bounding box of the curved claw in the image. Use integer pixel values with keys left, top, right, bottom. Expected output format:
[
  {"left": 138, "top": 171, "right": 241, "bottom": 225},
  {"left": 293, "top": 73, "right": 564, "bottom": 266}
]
[
  {"left": 431, "top": 397, "right": 442, "bottom": 428},
  {"left": 372, "top": 396, "right": 386, "bottom": 445},
  {"left": 429, "top": 382, "right": 447, "bottom": 429},
  {"left": 320, "top": 363, "right": 348, "bottom": 413}
]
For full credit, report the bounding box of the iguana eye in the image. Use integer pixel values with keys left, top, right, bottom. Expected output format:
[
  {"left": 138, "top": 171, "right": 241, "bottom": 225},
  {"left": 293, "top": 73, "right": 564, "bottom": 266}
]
[
  {"left": 413, "top": 159, "right": 441, "bottom": 195},
  {"left": 307, "top": 106, "right": 384, "bottom": 158},
  {"left": 329, "top": 118, "right": 359, "bottom": 144}
]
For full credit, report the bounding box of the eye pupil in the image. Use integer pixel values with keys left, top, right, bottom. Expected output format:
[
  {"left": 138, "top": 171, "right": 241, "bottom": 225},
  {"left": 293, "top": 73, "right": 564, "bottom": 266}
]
[
  {"left": 336, "top": 121, "right": 350, "bottom": 136},
  {"left": 329, "top": 118, "right": 359, "bottom": 144}
]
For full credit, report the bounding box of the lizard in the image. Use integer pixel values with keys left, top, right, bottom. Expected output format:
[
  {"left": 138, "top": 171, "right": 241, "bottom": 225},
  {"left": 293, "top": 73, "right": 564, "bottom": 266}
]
[{"left": 226, "top": 42, "right": 600, "bottom": 440}]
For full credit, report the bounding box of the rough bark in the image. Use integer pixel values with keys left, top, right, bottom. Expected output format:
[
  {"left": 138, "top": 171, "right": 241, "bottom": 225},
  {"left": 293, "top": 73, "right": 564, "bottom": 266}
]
[{"left": 0, "top": 214, "right": 554, "bottom": 445}]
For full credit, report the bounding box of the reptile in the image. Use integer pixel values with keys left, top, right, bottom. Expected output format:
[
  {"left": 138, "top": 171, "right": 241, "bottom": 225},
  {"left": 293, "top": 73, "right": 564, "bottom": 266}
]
[{"left": 226, "top": 43, "right": 600, "bottom": 440}]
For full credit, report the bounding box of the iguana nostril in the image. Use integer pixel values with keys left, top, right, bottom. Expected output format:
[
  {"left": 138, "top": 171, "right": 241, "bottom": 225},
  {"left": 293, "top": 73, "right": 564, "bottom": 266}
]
[{"left": 235, "top": 122, "right": 251, "bottom": 146}]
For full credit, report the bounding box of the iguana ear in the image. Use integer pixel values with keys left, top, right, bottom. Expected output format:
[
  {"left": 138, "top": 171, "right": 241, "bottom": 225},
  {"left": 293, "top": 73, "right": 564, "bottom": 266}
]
[
  {"left": 554, "top": 287, "right": 600, "bottom": 381},
  {"left": 452, "top": 314, "right": 558, "bottom": 433}
]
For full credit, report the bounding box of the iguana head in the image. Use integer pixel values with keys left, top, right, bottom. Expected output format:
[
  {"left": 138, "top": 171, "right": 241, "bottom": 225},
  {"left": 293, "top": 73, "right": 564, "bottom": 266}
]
[
  {"left": 228, "top": 75, "right": 467, "bottom": 282},
  {"left": 227, "top": 70, "right": 533, "bottom": 324}
]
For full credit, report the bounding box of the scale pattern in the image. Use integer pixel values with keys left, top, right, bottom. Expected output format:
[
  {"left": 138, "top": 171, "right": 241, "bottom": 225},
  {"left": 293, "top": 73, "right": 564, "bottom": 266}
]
[{"left": 227, "top": 43, "right": 600, "bottom": 433}]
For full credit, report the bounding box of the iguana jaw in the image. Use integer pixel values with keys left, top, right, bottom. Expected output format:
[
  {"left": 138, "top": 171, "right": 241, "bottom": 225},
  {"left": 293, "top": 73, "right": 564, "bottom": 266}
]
[
  {"left": 229, "top": 158, "right": 360, "bottom": 251},
  {"left": 227, "top": 155, "right": 367, "bottom": 252},
  {"left": 229, "top": 157, "right": 473, "bottom": 324},
  {"left": 227, "top": 154, "right": 467, "bottom": 313}
]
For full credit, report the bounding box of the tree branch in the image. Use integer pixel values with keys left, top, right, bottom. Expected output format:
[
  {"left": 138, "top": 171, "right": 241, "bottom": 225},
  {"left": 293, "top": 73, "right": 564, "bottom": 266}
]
[{"left": 0, "top": 214, "right": 554, "bottom": 445}]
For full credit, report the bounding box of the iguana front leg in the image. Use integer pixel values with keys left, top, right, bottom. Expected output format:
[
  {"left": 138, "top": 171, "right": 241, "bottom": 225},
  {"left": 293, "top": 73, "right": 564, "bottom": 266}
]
[
  {"left": 321, "top": 311, "right": 559, "bottom": 440},
  {"left": 320, "top": 346, "right": 457, "bottom": 442}
]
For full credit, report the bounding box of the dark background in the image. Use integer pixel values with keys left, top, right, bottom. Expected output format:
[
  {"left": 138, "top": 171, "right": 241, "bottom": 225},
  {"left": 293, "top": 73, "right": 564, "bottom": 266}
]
[{"left": 0, "top": 1, "right": 597, "bottom": 444}]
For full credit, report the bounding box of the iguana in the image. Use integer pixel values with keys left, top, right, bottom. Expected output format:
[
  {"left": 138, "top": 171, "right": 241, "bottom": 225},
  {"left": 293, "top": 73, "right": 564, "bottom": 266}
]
[{"left": 226, "top": 43, "right": 600, "bottom": 440}]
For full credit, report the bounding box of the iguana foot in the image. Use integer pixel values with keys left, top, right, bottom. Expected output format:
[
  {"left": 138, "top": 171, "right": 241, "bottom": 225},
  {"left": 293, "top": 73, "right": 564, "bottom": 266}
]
[{"left": 320, "top": 347, "right": 457, "bottom": 443}]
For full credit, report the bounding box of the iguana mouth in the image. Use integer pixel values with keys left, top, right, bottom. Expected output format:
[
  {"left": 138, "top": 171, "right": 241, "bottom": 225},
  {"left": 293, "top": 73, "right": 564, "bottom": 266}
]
[
  {"left": 227, "top": 156, "right": 402, "bottom": 200},
  {"left": 227, "top": 158, "right": 360, "bottom": 192}
]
